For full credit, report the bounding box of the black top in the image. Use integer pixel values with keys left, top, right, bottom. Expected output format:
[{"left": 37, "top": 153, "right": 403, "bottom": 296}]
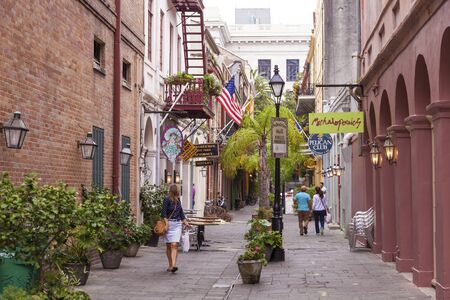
[{"left": 161, "top": 197, "right": 186, "bottom": 221}]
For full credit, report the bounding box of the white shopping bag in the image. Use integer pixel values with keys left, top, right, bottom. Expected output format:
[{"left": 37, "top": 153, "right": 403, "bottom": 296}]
[
  {"left": 326, "top": 213, "right": 332, "bottom": 224},
  {"left": 181, "top": 231, "right": 190, "bottom": 253}
]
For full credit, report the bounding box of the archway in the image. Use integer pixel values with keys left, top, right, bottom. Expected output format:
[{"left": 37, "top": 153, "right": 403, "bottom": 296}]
[
  {"left": 142, "top": 117, "right": 154, "bottom": 184},
  {"left": 439, "top": 27, "right": 450, "bottom": 100},
  {"left": 414, "top": 55, "right": 431, "bottom": 113}
]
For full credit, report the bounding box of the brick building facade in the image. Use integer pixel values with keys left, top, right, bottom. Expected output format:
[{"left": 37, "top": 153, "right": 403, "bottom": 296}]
[{"left": 0, "top": 0, "right": 144, "bottom": 212}]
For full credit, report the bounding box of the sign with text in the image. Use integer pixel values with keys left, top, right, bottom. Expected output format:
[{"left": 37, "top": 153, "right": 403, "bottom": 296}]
[
  {"left": 193, "top": 143, "right": 218, "bottom": 158},
  {"left": 180, "top": 140, "right": 198, "bottom": 161},
  {"left": 309, "top": 112, "right": 364, "bottom": 134},
  {"left": 271, "top": 118, "right": 288, "bottom": 158},
  {"left": 307, "top": 134, "right": 333, "bottom": 155},
  {"left": 195, "top": 160, "right": 214, "bottom": 167}
]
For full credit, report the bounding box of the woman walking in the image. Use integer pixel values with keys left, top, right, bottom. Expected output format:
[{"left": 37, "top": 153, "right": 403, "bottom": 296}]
[
  {"left": 161, "top": 184, "right": 189, "bottom": 273},
  {"left": 312, "top": 186, "right": 328, "bottom": 235}
]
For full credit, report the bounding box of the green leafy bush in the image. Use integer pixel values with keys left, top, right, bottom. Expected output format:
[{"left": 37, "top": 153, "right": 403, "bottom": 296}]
[
  {"left": 244, "top": 219, "right": 271, "bottom": 241},
  {"left": 253, "top": 231, "right": 283, "bottom": 249},
  {"left": 238, "top": 243, "right": 267, "bottom": 266},
  {"left": 140, "top": 182, "right": 168, "bottom": 227},
  {"left": 203, "top": 74, "right": 222, "bottom": 98},
  {"left": 124, "top": 223, "right": 151, "bottom": 245},
  {"left": 165, "top": 72, "right": 194, "bottom": 85},
  {"left": 255, "top": 207, "right": 273, "bottom": 220}
]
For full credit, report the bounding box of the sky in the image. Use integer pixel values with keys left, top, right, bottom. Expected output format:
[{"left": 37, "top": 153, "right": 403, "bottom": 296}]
[{"left": 203, "top": 0, "right": 318, "bottom": 26}]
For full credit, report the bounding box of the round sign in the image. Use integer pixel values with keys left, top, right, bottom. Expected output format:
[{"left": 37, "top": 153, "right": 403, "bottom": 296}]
[
  {"left": 161, "top": 125, "right": 184, "bottom": 164},
  {"left": 307, "top": 134, "right": 333, "bottom": 155}
]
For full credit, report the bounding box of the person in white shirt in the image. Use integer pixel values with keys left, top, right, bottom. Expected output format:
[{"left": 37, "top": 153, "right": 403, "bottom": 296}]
[
  {"left": 312, "top": 186, "right": 329, "bottom": 235},
  {"left": 320, "top": 182, "right": 327, "bottom": 194}
]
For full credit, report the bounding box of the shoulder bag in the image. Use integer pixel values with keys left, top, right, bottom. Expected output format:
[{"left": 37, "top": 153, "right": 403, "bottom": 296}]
[{"left": 154, "top": 202, "right": 177, "bottom": 236}]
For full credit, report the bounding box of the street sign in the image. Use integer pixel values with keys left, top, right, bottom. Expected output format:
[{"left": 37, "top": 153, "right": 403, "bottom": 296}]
[
  {"left": 193, "top": 143, "right": 218, "bottom": 158},
  {"left": 195, "top": 160, "right": 214, "bottom": 167},
  {"left": 180, "top": 140, "right": 198, "bottom": 161},
  {"left": 271, "top": 117, "right": 288, "bottom": 158},
  {"left": 307, "top": 134, "right": 333, "bottom": 155},
  {"left": 309, "top": 112, "right": 364, "bottom": 134}
]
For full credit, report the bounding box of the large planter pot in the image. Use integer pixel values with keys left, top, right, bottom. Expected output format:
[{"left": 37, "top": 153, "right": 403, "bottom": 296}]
[
  {"left": 100, "top": 250, "right": 123, "bottom": 269},
  {"left": 264, "top": 245, "right": 273, "bottom": 262},
  {"left": 63, "top": 262, "right": 90, "bottom": 286},
  {"left": 123, "top": 244, "right": 140, "bottom": 257},
  {"left": 237, "top": 260, "right": 263, "bottom": 284},
  {"left": 146, "top": 233, "right": 160, "bottom": 247},
  {"left": 0, "top": 252, "right": 37, "bottom": 293}
]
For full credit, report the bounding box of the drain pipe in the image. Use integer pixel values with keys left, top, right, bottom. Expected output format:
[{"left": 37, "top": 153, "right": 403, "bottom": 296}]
[{"left": 112, "top": 0, "right": 121, "bottom": 195}]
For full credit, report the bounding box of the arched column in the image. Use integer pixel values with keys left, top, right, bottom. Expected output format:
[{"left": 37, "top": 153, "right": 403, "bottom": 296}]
[
  {"left": 375, "top": 135, "right": 396, "bottom": 262},
  {"left": 427, "top": 101, "right": 450, "bottom": 298},
  {"left": 405, "top": 115, "right": 434, "bottom": 287},
  {"left": 388, "top": 125, "right": 413, "bottom": 272}
]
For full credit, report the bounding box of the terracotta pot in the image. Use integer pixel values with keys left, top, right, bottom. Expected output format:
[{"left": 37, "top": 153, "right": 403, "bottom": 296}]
[
  {"left": 237, "top": 260, "right": 263, "bottom": 284},
  {"left": 63, "top": 262, "right": 90, "bottom": 286},
  {"left": 146, "top": 232, "right": 160, "bottom": 247},
  {"left": 123, "top": 244, "right": 140, "bottom": 257},
  {"left": 100, "top": 250, "right": 123, "bottom": 269}
]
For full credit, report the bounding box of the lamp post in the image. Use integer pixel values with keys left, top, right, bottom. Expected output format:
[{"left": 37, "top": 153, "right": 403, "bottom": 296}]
[{"left": 269, "top": 65, "right": 285, "bottom": 261}]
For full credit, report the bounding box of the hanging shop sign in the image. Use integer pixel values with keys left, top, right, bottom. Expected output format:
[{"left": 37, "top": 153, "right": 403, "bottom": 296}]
[
  {"left": 307, "top": 134, "right": 333, "bottom": 156},
  {"left": 161, "top": 125, "right": 184, "bottom": 164},
  {"left": 303, "top": 157, "right": 318, "bottom": 169},
  {"left": 193, "top": 143, "right": 218, "bottom": 158},
  {"left": 195, "top": 160, "right": 214, "bottom": 167},
  {"left": 271, "top": 117, "right": 288, "bottom": 158},
  {"left": 308, "top": 112, "right": 364, "bottom": 134},
  {"left": 180, "top": 140, "right": 198, "bottom": 161}
]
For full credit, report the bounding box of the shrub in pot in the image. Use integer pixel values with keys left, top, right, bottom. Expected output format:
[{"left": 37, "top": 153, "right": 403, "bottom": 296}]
[
  {"left": 140, "top": 182, "right": 168, "bottom": 247},
  {"left": 0, "top": 173, "right": 78, "bottom": 292},
  {"left": 237, "top": 243, "right": 267, "bottom": 284},
  {"left": 244, "top": 219, "right": 271, "bottom": 241},
  {"left": 253, "top": 231, "right": 283, "bottom": 262},
  {"left": 123, "top": 223, "right": 151, "bottom": 257}
]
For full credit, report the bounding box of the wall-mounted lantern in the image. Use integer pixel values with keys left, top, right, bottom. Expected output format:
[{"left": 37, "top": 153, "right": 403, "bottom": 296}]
[
  {"left": 326, "top": 166, "right": 334, "bottom": 177},
  {"left": 165, "top": 169, "right": 173, "bottom": 184},
  {"left": 78, "top": 132, "right": 97, "bottom": 160},
  {"left": 120, "top": 143, "right": 133, "bottom": 166},
  {"left": 2, "top": 112, "right": 29, "bottom": 149},
  {"left": 383, "top": 135, "right": 398, "bottom": 165},
  {"left": 370, "top": 142, "right": 382, "bottom": 168},
  {"left": 200, "top": 166, "right": 207, "bottom": 177},
  {"left": 174, "top": 170, "right": 181, "bottom": 184}
]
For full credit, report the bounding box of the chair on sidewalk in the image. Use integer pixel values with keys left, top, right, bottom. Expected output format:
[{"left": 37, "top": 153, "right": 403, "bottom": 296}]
[{"left": 347, "top": 207, "right": 374, "bottom": 251}]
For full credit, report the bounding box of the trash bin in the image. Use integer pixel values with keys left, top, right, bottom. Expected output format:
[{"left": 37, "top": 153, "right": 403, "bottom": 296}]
[
  {"left": 234, "top": 199, "right": 241, "bottom": 211},
  {"left": 0, "top": 251, "right": 37, "bottom": 293}
]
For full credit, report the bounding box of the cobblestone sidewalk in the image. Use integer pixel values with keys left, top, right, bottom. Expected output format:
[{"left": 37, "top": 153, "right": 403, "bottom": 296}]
[{"left": 81, "top": 207, "right": 434, "bottom": 300}]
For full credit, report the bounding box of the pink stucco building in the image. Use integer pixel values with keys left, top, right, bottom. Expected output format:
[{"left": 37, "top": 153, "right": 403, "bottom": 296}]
[{"left": 352, "top": 0, "right": 450, "bottom": 298}]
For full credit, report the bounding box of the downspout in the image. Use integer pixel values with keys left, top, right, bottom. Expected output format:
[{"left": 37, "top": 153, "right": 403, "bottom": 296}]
[{"left": 113, "top": 0, "right": 121, "bottom": 195}]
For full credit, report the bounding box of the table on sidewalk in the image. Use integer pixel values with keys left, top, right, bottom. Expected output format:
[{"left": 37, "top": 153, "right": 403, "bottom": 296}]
[{"left": 186, "top": 216, "right": 228, "bottom": 251}]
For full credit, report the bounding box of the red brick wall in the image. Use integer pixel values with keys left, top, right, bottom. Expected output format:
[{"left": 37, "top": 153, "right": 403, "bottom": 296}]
[{"left": 0, "top": 0, "right": 143, "bottom": 211}]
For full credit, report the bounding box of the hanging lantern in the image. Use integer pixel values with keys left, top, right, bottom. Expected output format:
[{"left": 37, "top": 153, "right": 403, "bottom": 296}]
[
  {"left": 78, "top": 132, "right": 97, "bottom": 160},
  {"left": 383, "top": 135, "right": 398, "bottom": 165},
  {"left": 2, "top": 112, "right": 29, "bottom": 149},
  {"left": 120, "top": 143, "right": 133, "bottom": 166},
  {"left": 370, "top": 142, "right": 382, "bottom": 168}
]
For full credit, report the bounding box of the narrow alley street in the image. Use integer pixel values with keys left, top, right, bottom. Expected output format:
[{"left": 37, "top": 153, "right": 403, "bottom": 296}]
[{"left": 81, "top": 207, "right": 433, "bottom": 300}]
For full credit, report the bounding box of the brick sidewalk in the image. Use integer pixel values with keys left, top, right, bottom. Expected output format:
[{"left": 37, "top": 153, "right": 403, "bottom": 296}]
[{"left": 81, "top": 207, "right": 433, "bottom": 300}]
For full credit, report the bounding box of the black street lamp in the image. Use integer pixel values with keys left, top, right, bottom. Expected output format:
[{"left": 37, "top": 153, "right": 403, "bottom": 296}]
[
  {"left": 2, "top": 112, "right": 29, "bottom": 149},
  {"left": 269, "top": 65, "right": 285, "bottom": 262}
]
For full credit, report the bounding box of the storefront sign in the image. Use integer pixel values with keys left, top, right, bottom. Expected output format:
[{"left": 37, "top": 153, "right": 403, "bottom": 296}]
[
  {"left": 195, "top": 160, "right": 214, "bottom": 167},
  {"left": 180, "top": 140, "right": 198, "bottom": 161},
  {"left": 193, "top": 143, "right": 218, "bottom": 158},
  {"left": 271, "top": 118, "right": 288, "bottom": 158},
  {"left": 161, "top": 125, "right": 184, "bottom": 164},
  {"left": 309, "top": 112, "right": 364, "bottom": 134},
  {"left": 307, "top": 134, "right": 333, "bottom": 155}
]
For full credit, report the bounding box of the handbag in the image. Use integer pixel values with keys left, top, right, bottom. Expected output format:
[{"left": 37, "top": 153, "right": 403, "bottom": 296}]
[
  {"left": 154, "top": 202, "right": 177, "bottom": 236},
  {"left": 319, "top": 197, "right": 328, "bottom": 216}
]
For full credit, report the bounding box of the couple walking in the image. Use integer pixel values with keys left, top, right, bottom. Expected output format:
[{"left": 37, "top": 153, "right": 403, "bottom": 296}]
[{"left": 294, "top": 185, "right": 329, "bottom": 235}]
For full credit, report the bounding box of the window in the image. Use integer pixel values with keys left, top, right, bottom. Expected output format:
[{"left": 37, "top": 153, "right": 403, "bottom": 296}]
[
  {"left": 392, "top": 0, "right": 400, "bottom": 28},
  {"left": 159, "top": 10, "right": 164, "bottom": 70},
  {"left": 93, "top": 38, "right": 105, "bottom": 74},
  {"left": 378, "top": 24, "right": 385, "bottom": 46},
  {"left": 286, "top": 59, "right": 299, "bottom": 82},
  {"left": 258, "top": 59, "right": 271, "bottom": 80},
  {"left": 169, "top": 24, "right": 174, "bottom": 74},
  {"left": 147, "top": 0, "right": 153, "bottom": 61},
  {"left": 122, "top": 60, "right": 131, "bottom": 88},
  {"left": 92, "top": 127, "right": 104, "bottom": 188},
  {"left": 121, "top": 136, "right": 130, "bottom": 202}
]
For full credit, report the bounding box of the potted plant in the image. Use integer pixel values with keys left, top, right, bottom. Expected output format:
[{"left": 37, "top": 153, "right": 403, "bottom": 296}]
[
  {"left": 140, "top": 182, "right": 168, "bottom": 247},
  {"left": 165, "top": 72, "right": 194, "bottom": 85},
  {"left": 253, "top": 231, "right": 283, "bottom": 262},
  {"left": 237, "top": 242, "right": 267, "bottom": 284},
  {"left": 203, "top": 74, "right": 222, "bottom": 100},
  {"left": 244, "top": 218, "right": 271, "bottom": 241},
  {"left": 0, "top": 173, "right": 78, "bottom": 292},
  {"left": 123, "top": 223, "right": 151, "bottom": 257}
]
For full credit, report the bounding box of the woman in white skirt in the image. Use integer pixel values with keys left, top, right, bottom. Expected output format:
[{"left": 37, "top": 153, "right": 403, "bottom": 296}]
[{"left": 161, "top": 184, "right": 189, "bottom": 273}]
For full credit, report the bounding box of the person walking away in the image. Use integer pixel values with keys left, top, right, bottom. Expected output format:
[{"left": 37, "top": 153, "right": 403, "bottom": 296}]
[
  {"left": 191, "top": 183, "right": 196, "bottom": 209},
  {"left": 312, "top": 186, "right": 328, "bottom": 235},
  {"left": 294, "top": 186, "right": 311, "bottom": 235},
  {"left": 320, "top": 182, "right": 327, "bottom": 195},
  {"left": 161, "top": 184, "right": 189, "bottom": 273}
]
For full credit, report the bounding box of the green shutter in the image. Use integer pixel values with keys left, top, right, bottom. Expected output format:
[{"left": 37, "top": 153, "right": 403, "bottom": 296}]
[
  {"left": 121, "top": 136, "right": 131, "bottom": 202},
  {"left": 92, "top": 127, "right": 104, "bottom": 188}
]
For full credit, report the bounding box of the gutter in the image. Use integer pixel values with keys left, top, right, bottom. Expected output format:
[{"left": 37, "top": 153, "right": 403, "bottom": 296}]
[{"left": 113, "top": 0, "right": 121, "bottom": 194}]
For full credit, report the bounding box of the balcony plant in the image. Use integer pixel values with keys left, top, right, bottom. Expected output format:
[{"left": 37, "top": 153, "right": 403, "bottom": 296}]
[
  {"left": 165, "top": 72, "right": 194, "bottom": 85},
  {"left": 203, "top": 74, "right": 222, "bottom": 99},
  {"left": 140, "top": 182, "right": 168, "bottom": 247}
]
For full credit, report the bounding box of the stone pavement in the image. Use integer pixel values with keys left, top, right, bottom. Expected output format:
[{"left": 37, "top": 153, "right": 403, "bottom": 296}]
[{"left": 81, "top": 207, "right": 434, "bottom": 300}]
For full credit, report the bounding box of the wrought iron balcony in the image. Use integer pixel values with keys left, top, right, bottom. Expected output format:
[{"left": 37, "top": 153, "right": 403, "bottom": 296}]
[
  {"left": 164, "top": 78, "right": 214, "bottom": 119},
  {"left": 171, "top": 0, "right": 204, "bottom": 12}
]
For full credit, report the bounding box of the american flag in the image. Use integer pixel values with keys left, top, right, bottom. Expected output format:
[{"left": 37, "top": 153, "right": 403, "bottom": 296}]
[{"left": 216, "top": 76, "right": 243, "bottom": 126}]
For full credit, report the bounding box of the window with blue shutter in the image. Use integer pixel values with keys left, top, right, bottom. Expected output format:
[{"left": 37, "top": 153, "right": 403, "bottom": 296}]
[
  {"left": 286, "top": 59, "right": 299, "bottom": 81},
  {"left": 258, "top": 59, "right": 271, "bottom": 80},
  {"left": 92, "top": 127, "right": 104, "bottom": 188},
  {"left": 121, "top": 136, "right": 131, "bottom": 202}
]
